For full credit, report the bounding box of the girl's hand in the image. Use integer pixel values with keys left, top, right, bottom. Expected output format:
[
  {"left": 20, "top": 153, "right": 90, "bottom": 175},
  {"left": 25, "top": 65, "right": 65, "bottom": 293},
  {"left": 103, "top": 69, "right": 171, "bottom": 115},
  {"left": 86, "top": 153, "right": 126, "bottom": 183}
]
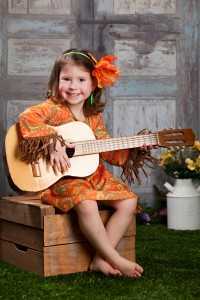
[
  {"left": 140, "top": 144, "right": 158, "bottom": 151},
  {"left": 137, "top": 129, "right": 158, "bottom": 151},
  {"left": 50, "top": 140, "right": 74, "bottom": 174}
]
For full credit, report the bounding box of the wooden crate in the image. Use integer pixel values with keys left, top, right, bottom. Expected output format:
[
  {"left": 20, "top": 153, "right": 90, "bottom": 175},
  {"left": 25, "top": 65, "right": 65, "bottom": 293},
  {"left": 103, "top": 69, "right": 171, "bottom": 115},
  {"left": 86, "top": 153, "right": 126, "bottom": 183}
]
[{"left": 0, "top": 195, "right": 136, "bottom": 277}]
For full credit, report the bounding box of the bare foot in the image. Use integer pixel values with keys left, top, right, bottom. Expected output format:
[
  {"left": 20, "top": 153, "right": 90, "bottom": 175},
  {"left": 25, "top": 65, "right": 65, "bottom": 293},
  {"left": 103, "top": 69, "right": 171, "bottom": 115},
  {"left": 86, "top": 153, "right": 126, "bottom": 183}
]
[
  {"left": 89, "top": 256, "right": 122, "bottom": 276},
  {"left": 117, "top": 257, "right": 144, "bottom": 278}
]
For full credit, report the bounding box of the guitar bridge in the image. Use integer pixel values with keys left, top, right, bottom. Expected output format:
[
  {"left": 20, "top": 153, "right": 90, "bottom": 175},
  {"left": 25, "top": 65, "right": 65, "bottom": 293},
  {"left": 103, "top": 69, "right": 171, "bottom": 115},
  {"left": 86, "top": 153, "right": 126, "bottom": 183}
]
[{"left": 31, "top": 162, "right": 41, "bottom": 177}]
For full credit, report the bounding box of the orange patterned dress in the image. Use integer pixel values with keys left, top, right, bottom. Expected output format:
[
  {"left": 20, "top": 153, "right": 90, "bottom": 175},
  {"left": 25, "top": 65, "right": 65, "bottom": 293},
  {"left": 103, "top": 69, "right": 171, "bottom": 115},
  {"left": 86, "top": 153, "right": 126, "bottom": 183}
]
[{"left": 18, "top": 98, "right": 137, "bottom": 212}]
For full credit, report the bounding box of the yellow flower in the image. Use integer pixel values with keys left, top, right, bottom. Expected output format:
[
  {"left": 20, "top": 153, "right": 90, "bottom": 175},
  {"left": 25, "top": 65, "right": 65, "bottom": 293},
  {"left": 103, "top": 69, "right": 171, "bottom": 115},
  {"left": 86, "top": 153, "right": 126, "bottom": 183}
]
[
  {"left": 193, "top": 140, "right": 200, "bottom": 151},
  {"left": 185, "top": 158, "right": 195, "bottom": 171},
  {"left": 159, "top": 133, "right": 200, "bottom": 178},
  {"left": 159, "top": 150, "right": 175, "bottom": 166},
  {"left": 196, "top": 155, "right": 200, "bottom": 168}
]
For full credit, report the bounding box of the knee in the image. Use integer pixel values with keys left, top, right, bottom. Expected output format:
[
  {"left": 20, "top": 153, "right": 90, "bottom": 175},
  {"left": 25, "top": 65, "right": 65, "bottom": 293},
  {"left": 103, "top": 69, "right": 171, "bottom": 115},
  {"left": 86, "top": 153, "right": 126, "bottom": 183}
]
[
  {"left": 115, "top": 197, "right": 138, "bottom": 215},
  {"left": 74, "top": 200, "right": 98, "bottom": 217}
]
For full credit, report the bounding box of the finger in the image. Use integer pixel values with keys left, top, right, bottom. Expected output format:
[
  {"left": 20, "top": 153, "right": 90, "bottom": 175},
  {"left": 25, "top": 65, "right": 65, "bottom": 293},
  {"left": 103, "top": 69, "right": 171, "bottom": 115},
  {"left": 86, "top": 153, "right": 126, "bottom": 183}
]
[
  {"left": 53, "top": 158, "right": 62, "bottom": 173},
  {"left": 60, "top": 158, "right": 69, "bottom": 173},
  {"left": 68, "top": 143, "right": 75, "bottom": 148},
  {"left": 50, "top": 155, "right": 55, "bottom": 166},
  {"left": 141, "top": 144, "right": 148, "bottom": 151},
  {"left": 50, "top": 157, "right": 60, "bottom": 173},
  {"left": 63, "top": 155, "right": 71, "bottom": 168},
  {"left": 52, "top": 164, "right": 58, "bottom": 175}
]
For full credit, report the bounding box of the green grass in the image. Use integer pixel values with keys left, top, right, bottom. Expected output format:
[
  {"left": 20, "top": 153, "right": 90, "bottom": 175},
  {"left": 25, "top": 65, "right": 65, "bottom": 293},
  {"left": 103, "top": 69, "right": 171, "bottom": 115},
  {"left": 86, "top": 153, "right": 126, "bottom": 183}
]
[{"left": 0, "top": 225, "right": 200, "bottom": 300}]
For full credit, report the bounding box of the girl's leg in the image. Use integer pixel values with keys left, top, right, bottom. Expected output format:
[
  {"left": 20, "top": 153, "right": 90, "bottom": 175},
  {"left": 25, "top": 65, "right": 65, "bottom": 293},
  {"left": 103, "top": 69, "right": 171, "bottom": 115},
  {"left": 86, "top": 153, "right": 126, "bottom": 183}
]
[
  {"left": 90, "top": 198, "right": 138, "bottom": 274},
  {"left": 74, "top": 199, "right": 143, "bottom": 278},
  {"left": 105, "top": 197, "right": 137, "bottom": 245}
]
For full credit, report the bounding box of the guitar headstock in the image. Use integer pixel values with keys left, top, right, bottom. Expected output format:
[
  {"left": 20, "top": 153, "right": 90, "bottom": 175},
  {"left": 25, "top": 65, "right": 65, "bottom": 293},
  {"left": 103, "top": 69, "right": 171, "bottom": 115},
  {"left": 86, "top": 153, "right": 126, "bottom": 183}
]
[{"left": 157, "top": 128, "right": 195, "bottom": 147}]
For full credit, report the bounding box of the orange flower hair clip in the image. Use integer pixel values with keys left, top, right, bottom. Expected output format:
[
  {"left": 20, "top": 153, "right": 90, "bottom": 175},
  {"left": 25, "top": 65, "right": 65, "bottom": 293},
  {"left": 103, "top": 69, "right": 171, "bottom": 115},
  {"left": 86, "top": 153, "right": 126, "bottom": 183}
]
[
  {"left": 92, "top": 55, "right": 120, "bottom": 88},
  {"left": 63, "top": 51, "right": 120, "bottom": 88}
]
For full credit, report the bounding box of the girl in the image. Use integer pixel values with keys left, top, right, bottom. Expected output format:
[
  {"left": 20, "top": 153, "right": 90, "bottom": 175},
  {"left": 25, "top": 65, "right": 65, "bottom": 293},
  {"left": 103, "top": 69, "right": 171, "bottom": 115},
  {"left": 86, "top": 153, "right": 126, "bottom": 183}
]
[{"left": 18, "top": 49, "right": 151, "bottom": 278}]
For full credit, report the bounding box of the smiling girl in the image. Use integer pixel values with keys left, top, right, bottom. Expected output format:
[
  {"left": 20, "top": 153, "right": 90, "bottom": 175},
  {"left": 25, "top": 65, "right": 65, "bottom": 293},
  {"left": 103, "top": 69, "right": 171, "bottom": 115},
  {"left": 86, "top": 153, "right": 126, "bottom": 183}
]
[{"left": 17, "top": 49, "right": 150, "bottom": 277}]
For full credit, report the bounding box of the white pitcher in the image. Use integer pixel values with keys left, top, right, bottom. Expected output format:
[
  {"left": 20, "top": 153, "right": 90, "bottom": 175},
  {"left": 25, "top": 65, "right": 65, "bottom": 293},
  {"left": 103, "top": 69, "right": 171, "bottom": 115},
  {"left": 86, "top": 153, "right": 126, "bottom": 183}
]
[{"left": 164, "top": 178, "right": 200, "bottom": 230}]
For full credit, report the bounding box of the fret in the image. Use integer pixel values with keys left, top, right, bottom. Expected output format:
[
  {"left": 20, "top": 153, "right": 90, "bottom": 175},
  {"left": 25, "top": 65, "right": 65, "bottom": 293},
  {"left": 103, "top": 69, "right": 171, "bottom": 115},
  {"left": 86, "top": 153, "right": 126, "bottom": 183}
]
[{"left": 73, "top": 133, "right": 158, "bottom": 156}]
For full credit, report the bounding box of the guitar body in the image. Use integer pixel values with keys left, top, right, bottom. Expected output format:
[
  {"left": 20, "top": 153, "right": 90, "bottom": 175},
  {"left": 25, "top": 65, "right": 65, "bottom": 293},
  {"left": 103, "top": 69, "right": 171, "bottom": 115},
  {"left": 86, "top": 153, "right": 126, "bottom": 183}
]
[{"left": 5, "top": 122, "right": 99, "bottom": 192}]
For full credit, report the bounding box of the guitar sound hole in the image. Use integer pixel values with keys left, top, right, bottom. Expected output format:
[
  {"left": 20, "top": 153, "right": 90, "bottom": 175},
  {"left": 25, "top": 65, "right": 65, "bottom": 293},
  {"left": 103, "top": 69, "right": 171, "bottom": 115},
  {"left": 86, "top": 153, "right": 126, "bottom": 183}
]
[{"left": 66, "top": 147, "right": 75, "bottom": 158}]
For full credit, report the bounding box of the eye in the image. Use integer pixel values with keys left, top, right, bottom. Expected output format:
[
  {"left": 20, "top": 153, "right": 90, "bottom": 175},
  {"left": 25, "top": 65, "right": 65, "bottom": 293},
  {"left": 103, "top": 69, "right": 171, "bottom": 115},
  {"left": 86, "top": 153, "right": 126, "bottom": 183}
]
[
  {"left": 79, "top": 78, "right": 86, "bottom": 82},
  {"left": 63, "top": 77, "right": 70, "bottom": 81}
]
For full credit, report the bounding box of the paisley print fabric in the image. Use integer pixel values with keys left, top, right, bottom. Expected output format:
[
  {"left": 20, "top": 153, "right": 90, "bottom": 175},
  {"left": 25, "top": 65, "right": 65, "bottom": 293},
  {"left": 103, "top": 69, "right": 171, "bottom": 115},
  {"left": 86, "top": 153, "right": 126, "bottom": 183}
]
[{"left": 18, "top": 98, "right": 137, "bottom": 212}]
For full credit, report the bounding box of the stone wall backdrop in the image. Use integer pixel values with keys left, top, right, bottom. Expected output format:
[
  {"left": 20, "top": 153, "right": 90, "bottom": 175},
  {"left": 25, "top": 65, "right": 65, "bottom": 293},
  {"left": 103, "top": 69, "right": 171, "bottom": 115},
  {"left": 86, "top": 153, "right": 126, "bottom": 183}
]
[{"left": 0, "top": 1, "right": 199, "bottom": 206}]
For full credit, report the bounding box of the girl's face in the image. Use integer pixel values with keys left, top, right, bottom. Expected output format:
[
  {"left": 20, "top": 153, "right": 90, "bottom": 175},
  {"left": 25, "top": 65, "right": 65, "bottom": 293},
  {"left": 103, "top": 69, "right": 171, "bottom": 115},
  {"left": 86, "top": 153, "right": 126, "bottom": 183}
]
[{"left": 58, "top": 63, "right": 95, "bottom": 107}]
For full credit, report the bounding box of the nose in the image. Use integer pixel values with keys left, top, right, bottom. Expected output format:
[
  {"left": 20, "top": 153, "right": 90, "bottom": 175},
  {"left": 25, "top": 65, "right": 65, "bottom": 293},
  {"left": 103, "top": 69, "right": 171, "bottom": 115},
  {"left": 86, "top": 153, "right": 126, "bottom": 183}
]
[{"left": 69, "top": 80, "right": 78, "bottom": 89}]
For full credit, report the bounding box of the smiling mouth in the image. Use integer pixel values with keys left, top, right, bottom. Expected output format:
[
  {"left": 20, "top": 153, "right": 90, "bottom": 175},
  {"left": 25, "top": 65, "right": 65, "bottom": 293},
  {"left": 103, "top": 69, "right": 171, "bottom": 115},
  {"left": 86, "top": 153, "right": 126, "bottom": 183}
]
[{"left": 68, "top": 93, "right": 80, "bottom": 96}]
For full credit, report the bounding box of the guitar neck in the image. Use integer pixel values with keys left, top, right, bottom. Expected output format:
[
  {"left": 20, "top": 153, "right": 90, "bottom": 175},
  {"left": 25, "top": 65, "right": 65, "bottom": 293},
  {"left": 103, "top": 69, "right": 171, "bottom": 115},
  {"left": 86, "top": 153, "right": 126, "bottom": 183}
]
[{"left": 74, "top": 133, "right": 158, "bottom": 156}]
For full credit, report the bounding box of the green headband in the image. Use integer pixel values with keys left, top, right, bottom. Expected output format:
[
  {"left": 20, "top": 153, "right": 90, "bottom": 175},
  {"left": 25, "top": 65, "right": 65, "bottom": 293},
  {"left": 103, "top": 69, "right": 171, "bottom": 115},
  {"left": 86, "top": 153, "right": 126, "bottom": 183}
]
[{"left": 63, "top": 51, "right": 97, "bottom": 64}]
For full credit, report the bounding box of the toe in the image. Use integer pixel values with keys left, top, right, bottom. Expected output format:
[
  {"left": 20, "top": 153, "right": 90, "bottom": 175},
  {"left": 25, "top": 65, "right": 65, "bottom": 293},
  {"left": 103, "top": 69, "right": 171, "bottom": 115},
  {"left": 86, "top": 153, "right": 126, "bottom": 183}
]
[{"left": 135, "top": 264, "right": 144, "bottom": 273}]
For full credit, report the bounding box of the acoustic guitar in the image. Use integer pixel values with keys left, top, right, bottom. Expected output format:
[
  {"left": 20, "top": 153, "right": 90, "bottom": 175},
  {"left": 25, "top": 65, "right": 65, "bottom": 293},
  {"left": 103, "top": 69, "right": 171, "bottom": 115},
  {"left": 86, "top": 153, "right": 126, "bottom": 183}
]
[{"left": 5, "top": 121, "right": 195, "bottom": 192}]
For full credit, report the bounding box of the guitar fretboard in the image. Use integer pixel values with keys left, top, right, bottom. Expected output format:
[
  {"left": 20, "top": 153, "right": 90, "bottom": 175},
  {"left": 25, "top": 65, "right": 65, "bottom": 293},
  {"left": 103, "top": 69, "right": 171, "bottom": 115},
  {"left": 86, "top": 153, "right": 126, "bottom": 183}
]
[{"left": 74, "top": 133, "right": 158, "bottom": 156}]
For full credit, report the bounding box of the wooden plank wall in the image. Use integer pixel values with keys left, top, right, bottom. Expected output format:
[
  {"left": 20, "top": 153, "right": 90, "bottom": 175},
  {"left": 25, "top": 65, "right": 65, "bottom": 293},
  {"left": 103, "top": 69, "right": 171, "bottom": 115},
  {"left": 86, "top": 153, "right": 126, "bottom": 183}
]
[
  {"left": 0, "top": 0, "right": 199, "bottom": 206},
  {"left": 0, "top": 0, "right": 83, "bottom": 195}
]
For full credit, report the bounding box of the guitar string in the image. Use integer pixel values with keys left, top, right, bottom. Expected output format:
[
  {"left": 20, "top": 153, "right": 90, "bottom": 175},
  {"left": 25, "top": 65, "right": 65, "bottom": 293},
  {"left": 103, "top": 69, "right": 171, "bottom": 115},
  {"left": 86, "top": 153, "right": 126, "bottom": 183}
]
[
  {"left": 73, "top": 134, "right": 158, "bottom": 155},
  {"left": 73, "top": 135, "right": 157, "bottom": 149},
  {"left": 76, "top": 135, "right": 158, "bottom": 153}
]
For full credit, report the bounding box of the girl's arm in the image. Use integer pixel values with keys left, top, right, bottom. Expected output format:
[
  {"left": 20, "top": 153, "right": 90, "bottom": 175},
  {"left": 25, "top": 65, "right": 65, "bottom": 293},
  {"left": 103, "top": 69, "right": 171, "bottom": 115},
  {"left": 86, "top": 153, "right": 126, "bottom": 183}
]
[
  {"left": 94, "top": 113, "right": 156, "bottom": 183},
  {"left": 18, "top": 100, "right": 66, "bottom": 163}
]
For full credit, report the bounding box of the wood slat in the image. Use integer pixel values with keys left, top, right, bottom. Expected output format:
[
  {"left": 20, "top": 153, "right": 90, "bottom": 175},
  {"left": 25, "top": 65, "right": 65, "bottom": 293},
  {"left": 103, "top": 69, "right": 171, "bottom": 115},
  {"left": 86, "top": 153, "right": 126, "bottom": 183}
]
[
  {"left": 0, "top": 239, "right": 44, "bottom": 275},
  {"left": 0, "top": 197, "right": 55, "bottom": 228},
  {"left": 0, "top": 220, "right": 43, "bottom": 251},
  {"left": 2, "top": 194, "right": 42, "bottom": 201},
  {"left": 44, "top": 241, "right": 91, "bottom": 276}
]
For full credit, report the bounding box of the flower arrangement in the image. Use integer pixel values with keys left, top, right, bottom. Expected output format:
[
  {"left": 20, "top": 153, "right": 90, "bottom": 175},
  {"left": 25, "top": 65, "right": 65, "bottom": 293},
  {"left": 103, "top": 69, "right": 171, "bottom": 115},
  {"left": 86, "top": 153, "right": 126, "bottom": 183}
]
[{"left": 159, "top": 141, "right": 200, "bottom": 179}]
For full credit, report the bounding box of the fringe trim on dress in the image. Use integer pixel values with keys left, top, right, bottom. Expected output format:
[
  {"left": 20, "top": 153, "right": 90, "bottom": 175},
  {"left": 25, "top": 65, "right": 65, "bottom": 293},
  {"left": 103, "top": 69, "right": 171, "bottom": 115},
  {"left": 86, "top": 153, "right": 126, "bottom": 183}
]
[
  {"left": 19, "top": 134, "right": 66, "bottom": 163},
  {"left": 121, "top": 148, "right": 158, "bottom": 185}
]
